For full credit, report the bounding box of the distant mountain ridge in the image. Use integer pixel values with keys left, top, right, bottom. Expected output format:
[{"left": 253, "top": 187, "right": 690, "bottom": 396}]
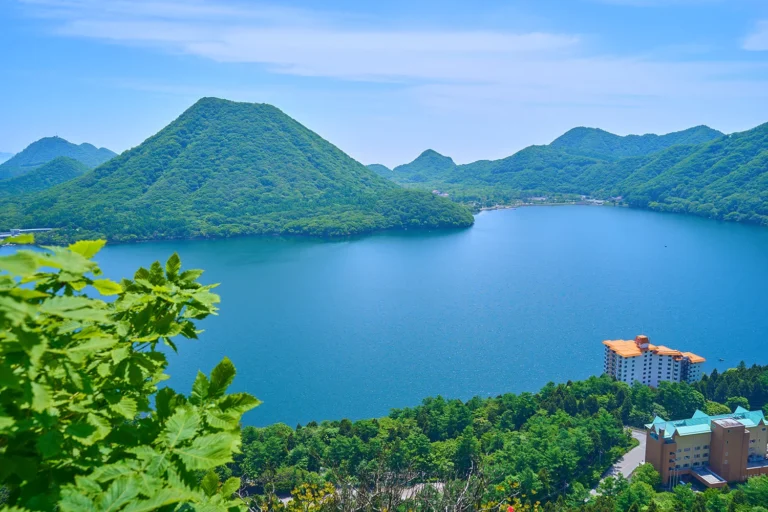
[
  {"left": 366, "top": 164, "right": 394, "bottom": 179},
  {"left": 0, "top": 136, "right": 116, "bottom": 180},
  {"left": 393, "top": 150, "right": 457, "bottom": 183},
  {"left": 384, "top": 122, "right": 768, "bottom": 226},
  {"left": 0, "top": 156, "right": 90, "bottom": 197},
  {"left": 0, "top": 98, "right": 473, "bottom": 242},
  {"left": 0, "top": 152, "right": 13, "bottom": 164},
  {"left": 549, "top": 125, "right": 724, "bottom": 160}
]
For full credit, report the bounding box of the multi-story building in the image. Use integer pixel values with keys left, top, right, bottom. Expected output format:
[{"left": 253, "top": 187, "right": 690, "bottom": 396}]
[
  {"left": 603, "top": 335, "right": 705, "bottom": 386},
  {"left": 645, "top": 407, "right": 768, "bottom": 488}
]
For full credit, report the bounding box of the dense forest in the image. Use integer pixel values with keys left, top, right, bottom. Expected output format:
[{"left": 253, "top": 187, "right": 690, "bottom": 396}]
[
  {"left": 0, "top": 136, "right": 115, "bottom": 180},
  {"left": 0, "top": 98, "right": 473, "bottom": 242},
  {"left": 0, "top": 157, "right": 90, "bottom": 196},
  {"left": 376, "top": 122, "right": 768, "bottom": 227},
  {"left": 229, "top": 362, "right": 768, "bottom": 510}
]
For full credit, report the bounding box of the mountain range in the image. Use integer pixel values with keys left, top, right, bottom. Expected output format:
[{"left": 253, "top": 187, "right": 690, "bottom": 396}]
[
  {"left": 369, "top": 123, "right": 768, "bottom": 226},
  {"left": 0, "top": 152, "right": 13, "bottom": 165},
  {"left": 3, "top": 99, "right": 768, "bottom": 241},
  {"left": 0, "top": 136, "right": 115, "bottom": 180},
  {"left": 0, "top": 98, "right": 473, "bottom": 242}
]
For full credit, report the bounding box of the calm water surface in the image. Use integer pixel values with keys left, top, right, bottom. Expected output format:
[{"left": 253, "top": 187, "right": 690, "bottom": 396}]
[{"left": 28, "top": 207, "right": 768, "bottom": 425}]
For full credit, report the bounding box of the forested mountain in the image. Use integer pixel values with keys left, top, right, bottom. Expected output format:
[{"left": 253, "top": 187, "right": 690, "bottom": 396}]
[
  {"left": 549, "top": 125, "right": 723, "bottom": 160},
  {"left": 0, "top": 156, "right": 89, "bottom": 197},
  {"left": 386, "top": 122, "right": 768, "bottom": 226},
  {"left": 0, "top": 151, "right": 13, "bottom": 164},
  {"left": 0, "top": 98, "right": 473, "bottom": 242},
  {"left": 0, "top": 136, "right": 115, "bottom": 180},
  {"left": 392, "top": 149, "right": 457, "bottom": 183},
  {"left": 366, "top": 163, "right": 395, "bottom": 179}
]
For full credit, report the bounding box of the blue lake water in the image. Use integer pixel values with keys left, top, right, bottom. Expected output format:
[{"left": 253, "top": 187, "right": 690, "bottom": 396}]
[{"left": 16, "top": 206, "right": 768, "bottom": 426}]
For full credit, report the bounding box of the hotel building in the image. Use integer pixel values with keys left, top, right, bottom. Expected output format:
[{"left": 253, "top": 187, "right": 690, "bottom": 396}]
[
  {"left": 603, "top": 335, "right": 705, "bottom": 387},
  {"left": 645, "top": 407, "right": 768, "bottom": 488}
]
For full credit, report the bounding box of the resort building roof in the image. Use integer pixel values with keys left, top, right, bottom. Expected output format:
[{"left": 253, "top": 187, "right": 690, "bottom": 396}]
[
  {"left": 603, "top": 338, "right": 705, "bottom": 362},
  {"left": 645, "top": 407, "right": 768, "bottom": 439}
]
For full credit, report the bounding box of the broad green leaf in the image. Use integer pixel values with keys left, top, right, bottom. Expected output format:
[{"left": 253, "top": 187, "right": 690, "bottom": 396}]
[
  {"left": 31, "top": 382, "right": 51, "bottom": 412},
  {"left": 8, "top": 288, "right": 48, "bottom": 300},
  {"left": 154, "top": 387, "right": 177, "bottom": 420},
  {"left": 163, "top": 407, "right": 200, "bottom": 448},
  {"left": 179, "top": 268, "right": 204, "bottom": 282},
  {"left": 86, "top": 413, "right": 112, "bottom": 445},
  {"left": 221, "top": 477, "right": 241, "bottom": 497},
  {"left": 89, "top": 461, "right": 141, "bottom": 483},
  {"left": 120, "top": 489, "right": 185, "bottom": 512},
  {"left": 110, "top": 396, "right": 138, "bottom": 420},
  {"left": 208, "top": 357, "right": 236, "bottom": 398},
  {"left": 189, "top": 371, "right": 209, "bottom": 405},
  {"left": 201, "top": 470, "right": 219, "bottom": 497},
  {"left": 92, "top": 279, "right": 123, "bottom": 296},
  {"left": 96, "top": 476, "right": 140, "bottom": 512},
  {"left": 36, "top": 430, "right": 64, "bottom": 459},
  {"left": 148, "top": 261, "right": 165, "bottom": 285},
  {"left": 0, "top": 251, "right": 37, "bottom": 276},
  {"left": 68, "top": 240, "right": 106, "bottom": 259},
  {"left": 68, "top": 336, "right": 119, "bottom": 362},
  {"left": 37, "top": 246, "right": 97, "bottom": 274},
  {"left": 165, "top": 253, "right": 181, "bottom": 279},
  {"left": 40, "top": 295, "right": 109, "bottom": 322},
  {"left": 173, "top": 432, "right": 238, "bottom": 470},
  {"left": 59, "top": 487, "right": 96, "bottom": 512},
  {"left": 4, "top": 233, "right": 35, "bottom": 245},
  {"left": 218, "top": 392, "right": 261, "bottom": 416},
  {"left": 74, "top": 475, "right": 102, "bottom": 494}
]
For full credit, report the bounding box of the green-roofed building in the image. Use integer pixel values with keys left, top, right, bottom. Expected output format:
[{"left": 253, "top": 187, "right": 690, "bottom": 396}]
[{"left": 645, "top": 407, "right": 768, "bottom": 488}]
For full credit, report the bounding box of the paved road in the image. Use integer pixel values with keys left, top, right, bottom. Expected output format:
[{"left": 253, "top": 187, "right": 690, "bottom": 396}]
[{"left": 591, "top": 429, "right": 647, "bottom": 494}]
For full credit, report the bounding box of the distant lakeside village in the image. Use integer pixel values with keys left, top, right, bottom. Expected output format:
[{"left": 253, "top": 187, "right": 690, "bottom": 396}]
[{"left": 603, "top": 335, "right": 768, "bottom": 489}]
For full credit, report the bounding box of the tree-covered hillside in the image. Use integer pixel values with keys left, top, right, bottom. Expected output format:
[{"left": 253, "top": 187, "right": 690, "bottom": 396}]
[
  {"left": 386, "top": 122, "right": 768, "bottom": 226},
  {"left": 0, "top": 98, "right": 473, "bottom": 242},
  {"left": 235, "top": 361, "right": 768, "bottom": 511},
  {"left": 392, "top": 149, "right": 457, "bottom": 183},
  {"left": 366, "top": 163, "right": 395, "bottom": 179},
  {"left": 549, "top": 125, "right": 723, "bottom": 160},
  {"left": 0, "top": 136, "right": 115, "bottom": 179},
  {"left": 0, "top": 156, "right": 89, "bottom": 197}
]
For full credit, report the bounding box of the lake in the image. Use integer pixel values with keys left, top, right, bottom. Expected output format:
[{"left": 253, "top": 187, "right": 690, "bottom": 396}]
[{"left": 16, "top": 206, "right": 768, "bottom": 426}]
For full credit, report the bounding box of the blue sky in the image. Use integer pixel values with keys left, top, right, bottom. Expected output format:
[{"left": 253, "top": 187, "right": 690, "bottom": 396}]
[{"left": 2, "top": 0, "right": 768, "bottom": 167}]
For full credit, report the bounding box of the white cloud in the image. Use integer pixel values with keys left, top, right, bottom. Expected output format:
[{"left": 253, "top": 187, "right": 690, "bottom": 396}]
[
  {"left": 744, "top": 21, "right": 768, "bottom": 51},
  {"left": 14, "top": 0, "right": 768, "bottom": 165}
]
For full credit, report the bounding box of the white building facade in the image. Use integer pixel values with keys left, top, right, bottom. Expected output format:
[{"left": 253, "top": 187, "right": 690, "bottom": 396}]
[{"left": 603, "top": 335, "right": 705, "bottom": 387}]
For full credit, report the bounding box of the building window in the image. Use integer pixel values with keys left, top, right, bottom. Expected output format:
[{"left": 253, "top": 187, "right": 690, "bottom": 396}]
[
  {"left": 695, "top": 446, "right": 701, "bottom": 450},
  {"left": 684, "top": 448, "right": 691, "bottom": 452},
  {"left": 684, "top": 464, "right": 689, "bottom": 468},
  {"left": 703, "top": 445, "right": 709, "bottom": 449}
]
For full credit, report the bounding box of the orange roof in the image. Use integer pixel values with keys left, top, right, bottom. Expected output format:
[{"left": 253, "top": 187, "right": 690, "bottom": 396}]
[
  {"left": 602, "top": 339, "right": 648, "bottom": 358},
  {"left": 682, "top": 351, "right": 706, "bottom": 363},
  {"left": 654, "top": 345, "right": 683, "bottom": 357},
  {"left": 603, "top": 338, "right": 705, "bottom": 363}
]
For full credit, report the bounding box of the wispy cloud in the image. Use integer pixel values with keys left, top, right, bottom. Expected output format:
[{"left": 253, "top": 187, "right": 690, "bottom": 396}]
[
  {"left": 13, "top": 0, "right": 768, "bottom": 165},
  {"left": 744, "top": 21, "right": 768, "bottom": 51}
]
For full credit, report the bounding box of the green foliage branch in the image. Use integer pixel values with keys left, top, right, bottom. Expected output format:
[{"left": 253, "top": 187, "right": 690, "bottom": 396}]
[{"left": 0, "top": 235, "right": 259, "bottom": 511}]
